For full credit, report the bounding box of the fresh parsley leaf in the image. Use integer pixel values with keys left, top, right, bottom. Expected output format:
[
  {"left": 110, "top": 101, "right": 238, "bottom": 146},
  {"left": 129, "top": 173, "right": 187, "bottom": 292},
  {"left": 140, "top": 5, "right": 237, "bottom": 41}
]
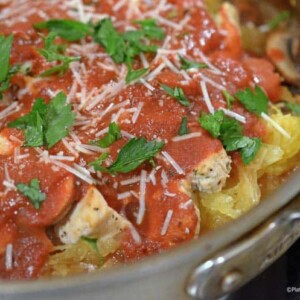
[
  {"left": 44, "top": 92, "right": 76, "bottom": 147},
  {"left": 178, "top": 116, "right": 189, "bottom": 136},
  {"left": 199, "top": 110, "right": 225, "bottom": 138},
  {"left": 179, "top": 55, "right": 208, "bottom": 70},
  {"left": 89, "top": 153, "right": 109, "bottom": 172},
  {"left": 240, "top": 137, "right": 261, "bottom": 165},
  {"left": 35, "top": 19, "right": 92, "bottom": 42},
  {"left": 199, "top": 111, "right": 262, "bottom": 164},
  {"left": 0, "top": 35, "right": 18, "bottom": 99},
  {"left": 93, "top": 19, "right": 126, "bottom": 64},
  {"left": 8, "top": 92, "right": 75, "bottom": 148},
  {"left": 17, "top": 178, "right": 46, "bottom": 209},
  {"left": 38, "top": 32, "right": 81, "bottom": 76},
  {"left": 0, "top": 34, "right": 13, "bottom": 82},
  {"left": 235, "top": 86, "right": 268, "bottom": 116},
  {"left": 0, "top": 64, "right": 20, "bottom": 99},
  {"left": 285, "top": 102, "right": 300, "bottom": 116},
  {"left": 268, "top": 11, "right": 291, "bottom": 30},
  {"left": 160, "top": 84, "right": 190, "bottom": 107},
  {"left": 134, "top": 18, "right": 165, "bottom": 40},
  {"left": 90, "top": 122, "right": 121, "bottom": 148},
  {"left": 90, "top": 138, "right": 164, "bottom": 174},
  {"left": 222, "top": 90, "right": 235, "bottom": 109},
  {"left": 126, "top": 67, "right": 148, "bottom": 84},
  {"left": 81, "top": 236, "right": 99, "bottom": 253},
  {"left": 81, "top": 236, "right": 103, "bottom": 266},
  {"left": 93, "top": 18, "right": 162, "bottom": 81}
]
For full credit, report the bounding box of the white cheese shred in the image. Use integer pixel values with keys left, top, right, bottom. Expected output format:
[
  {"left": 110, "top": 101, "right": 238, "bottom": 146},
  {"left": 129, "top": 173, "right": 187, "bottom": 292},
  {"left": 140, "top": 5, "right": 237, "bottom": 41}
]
[
  {"left": 261, "top": 113, "right": 291, "bottom": 139},
  {"left": 5, "top": 244, "right": 13, "bottom": 270},
  {"left": 161, "top": 151, "right": 185, "bottom": 175},
  {"left": 172, "top": 132, "right": 202, "bottom": 142},
  {"left": 161, "top": 210, "right": 173, "bottom": 236},
  {"left": 200, "top": 80, "right": 215, "bottom": 114},
  {"left": 136, "top": 170, "right": 147, "bottom": 225}
]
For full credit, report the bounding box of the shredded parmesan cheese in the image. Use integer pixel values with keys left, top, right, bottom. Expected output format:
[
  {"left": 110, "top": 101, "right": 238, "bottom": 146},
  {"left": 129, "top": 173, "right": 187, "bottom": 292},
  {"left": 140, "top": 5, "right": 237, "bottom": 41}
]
[
  {"left": 161, "top": 209, "right": 173, "bottom": 236},
  {"left": 161, "top": 151, "right": 185, "bottom": 175},
  {"left": 136, "top": 170, "right": 147, "bottom": 225}
]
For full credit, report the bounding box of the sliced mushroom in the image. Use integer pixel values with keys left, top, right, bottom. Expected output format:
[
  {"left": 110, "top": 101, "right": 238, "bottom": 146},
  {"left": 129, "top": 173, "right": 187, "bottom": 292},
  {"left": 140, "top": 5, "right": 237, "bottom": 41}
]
[{"left": 266, "top": 30, "right": 300, "bottom": 86}]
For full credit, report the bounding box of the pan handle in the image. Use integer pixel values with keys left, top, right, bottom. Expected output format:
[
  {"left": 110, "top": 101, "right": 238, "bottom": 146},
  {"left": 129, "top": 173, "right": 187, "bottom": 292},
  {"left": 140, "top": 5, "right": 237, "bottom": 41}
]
[{"left": 186, "top": 194, "right": 300, "bottom": 300}]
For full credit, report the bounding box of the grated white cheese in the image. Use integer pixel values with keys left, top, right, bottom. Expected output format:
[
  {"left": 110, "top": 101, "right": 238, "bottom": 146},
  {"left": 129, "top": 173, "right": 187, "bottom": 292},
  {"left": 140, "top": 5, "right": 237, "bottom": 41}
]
[
  {"left": 172, "top": 132, "right": 202, "bottom": 142},
  {"left": 129, "top": 225, "right": 142, "bottom": 244},
  {"left": 51, "top": 160, "right": 97, "bottom": 185},
  {"left": 136, "top": 170, "right": 147, "bottom": 225},
  {"left": 117, "top": 191, "right": 132, "bottom": 200},
  {"left": 120, "top": 176, "right": 141, "bottom": 186},
  {"left": 179, "top": 199, "right": 193, "bottom": 209},
  {"left": 261, "top": 113, "right": 291, "bottom": 139},
  {"left": 220, "top": 108, "right": 246, "bottom": 124},
  {"left": 5, "top": 244, "right": 13, "bottom": 270},
  {"left": 132, "top": 102, "right": 144, "bottom": 124},
  {"left": 200, "top": 80, "right": 215, "bottom": 114},
  {"left": 161, "top": 209, "right": 173, "bottom": 236},
  {"left": 161, "top": 151, "right": 185, "bottom": 175}
]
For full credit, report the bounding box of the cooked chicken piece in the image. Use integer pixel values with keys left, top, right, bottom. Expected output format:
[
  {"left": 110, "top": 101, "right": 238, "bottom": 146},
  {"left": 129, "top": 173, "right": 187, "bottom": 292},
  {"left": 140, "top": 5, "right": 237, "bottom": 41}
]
[
  {"left": 57, "top": 186, "right": 131, "bottom": 256},
  {"left": 187, "top": 149, "right": 232, "bottom": 194}
]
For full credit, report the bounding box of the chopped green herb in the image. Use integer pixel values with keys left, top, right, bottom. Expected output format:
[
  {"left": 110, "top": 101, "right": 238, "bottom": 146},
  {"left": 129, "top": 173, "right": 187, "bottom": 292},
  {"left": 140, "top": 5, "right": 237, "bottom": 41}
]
[
  {"left": 35, "top": 19, "right": 92, "bottom": 42},
  {"left": 134, "top": 18, "right": 165, "bottom": 40},
  {"left": 81, "top": 236, "right": 99, "bottom": 253},
  {"left": 90, "top": 137, "right": 164, "bottom": 174},
  {"left": 0, "top": 35, "right": 18, "bottom": 99},
  {"left": 199, "top": 110, "right": 261, "bottom": 164},
  {"left": 160, "top": 84, "right": 190, "bottom": 107},
  {"left": 17, "top": 178, "right": 46, "bottom": 209},
  {"left": 89, "top": 153, "right": 109, "bottom": 172},
  {"left": 126, "top": 67, "right": 148, "bottom": 84},
  {"left": 90, "top": 122, "right": 121, "bottom": 148},
  {"left": 199, "top": 110, "right": 225, "bottom": 138},
  {"left": 222, "top": 90, "right": 235, "bottom": 109},
  {"left": 235, "top": 86, "right": 268, "bottom": 116},
  {"left": 178, "top": 116, "right": 189, "bottom": 136},
  {"left": 38, "top": 32, "right": 81, "bottom": 76},
  {"left": 285, "top": 102, "right": 300, "bottom": 116},
  {"left": 8, "top": 92, "right": 75, "bottom": 148},
  {"left": 93, "top": 18, "right": 127, "bottom": 64},
  {"left": 93, "top": 18, "right": 164, "bottom": 81},
  {"left": 0, "top": 35, "right": 13, "bottom": 82},
  {"left": 179, "top": 55, "right": 208, "bottom": 70},
  {"left": 81, "top": 236, "right": 103, "bottom": 265},
  {"left": 268, "top": 11, "right": 291, "bottom": 30}
]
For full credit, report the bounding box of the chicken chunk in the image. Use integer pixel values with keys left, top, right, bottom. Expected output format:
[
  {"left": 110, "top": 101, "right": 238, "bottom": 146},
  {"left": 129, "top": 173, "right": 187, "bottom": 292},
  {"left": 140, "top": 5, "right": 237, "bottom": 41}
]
[
  {"left": 188, "top": 149, "right": 232, "bottom": 194},
  {"left": 57, "top": 186, "right": 131, "bottom": 256}
]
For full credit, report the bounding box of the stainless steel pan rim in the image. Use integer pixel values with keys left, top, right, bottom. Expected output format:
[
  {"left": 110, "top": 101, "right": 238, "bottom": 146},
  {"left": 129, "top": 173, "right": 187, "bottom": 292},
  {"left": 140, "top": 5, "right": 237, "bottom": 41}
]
[{"left": 1, "top": 170, "right": 300, "bottom": 299}]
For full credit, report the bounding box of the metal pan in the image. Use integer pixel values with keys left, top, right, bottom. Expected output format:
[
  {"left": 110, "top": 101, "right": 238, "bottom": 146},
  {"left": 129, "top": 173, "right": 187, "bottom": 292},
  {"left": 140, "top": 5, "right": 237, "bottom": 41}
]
[{"left": 1, "top": 169, "right": 300, "bottom": 300}]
